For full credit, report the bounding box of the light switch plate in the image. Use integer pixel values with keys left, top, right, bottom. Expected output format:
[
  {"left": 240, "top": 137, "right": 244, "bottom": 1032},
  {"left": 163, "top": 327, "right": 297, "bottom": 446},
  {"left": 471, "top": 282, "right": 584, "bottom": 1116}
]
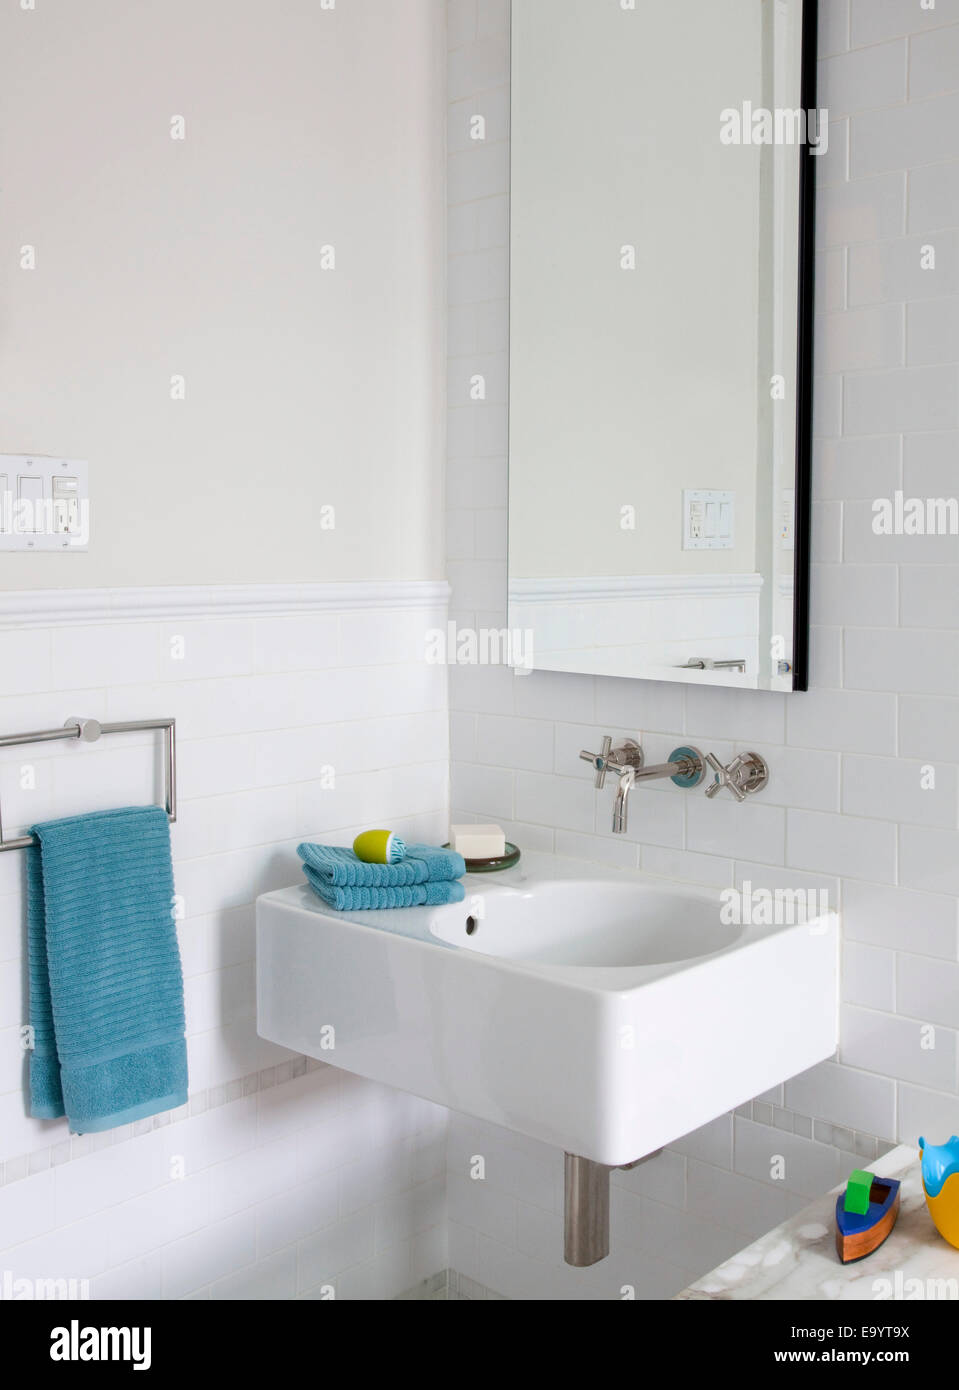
[
  {"left": 683, "top": 489, "right": 734, "bottom": 550},
  {"left": 0, "top": 456, "right": 89, "bottom": 551}
]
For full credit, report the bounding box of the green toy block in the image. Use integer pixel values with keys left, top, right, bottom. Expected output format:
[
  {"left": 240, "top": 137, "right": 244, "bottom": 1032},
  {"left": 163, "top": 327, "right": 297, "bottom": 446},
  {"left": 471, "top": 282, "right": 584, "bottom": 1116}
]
[{"left": 844, "top": 1169, "right": 874, "bottom": 1215}]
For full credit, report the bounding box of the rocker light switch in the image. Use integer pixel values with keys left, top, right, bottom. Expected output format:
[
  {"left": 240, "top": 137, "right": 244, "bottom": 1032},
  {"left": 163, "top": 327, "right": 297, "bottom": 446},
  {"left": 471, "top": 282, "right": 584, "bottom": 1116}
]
[
  {"left": 0, "top": 456, "right": 89, "bottom": 551},
  {"left": 17, "top": 474, "right": 44, "bottom": 531}
]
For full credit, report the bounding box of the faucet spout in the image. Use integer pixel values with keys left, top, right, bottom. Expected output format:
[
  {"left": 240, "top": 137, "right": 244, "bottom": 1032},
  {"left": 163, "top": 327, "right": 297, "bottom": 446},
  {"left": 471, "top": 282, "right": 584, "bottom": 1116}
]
[
  {"left": 612, "top": 766, "right": 635, "bottom": 834},
  {"left": 608, "top": 749, "right": 707, "bottom": 833},
  {"left": 611, "top": 761, "right": 686, "bottom": 834}
]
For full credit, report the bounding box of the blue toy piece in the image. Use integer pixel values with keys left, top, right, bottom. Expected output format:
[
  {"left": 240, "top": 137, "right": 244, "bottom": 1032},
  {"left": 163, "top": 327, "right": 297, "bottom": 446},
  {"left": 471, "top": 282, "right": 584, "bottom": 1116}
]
[{"left": 919, "top": 1136, "right": 959, "bottom": 1198}]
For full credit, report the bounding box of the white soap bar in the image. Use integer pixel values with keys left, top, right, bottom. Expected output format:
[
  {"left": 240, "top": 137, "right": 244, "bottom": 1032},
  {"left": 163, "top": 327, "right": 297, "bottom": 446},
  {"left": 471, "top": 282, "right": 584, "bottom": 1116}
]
[{"left": 450, "top": 824, "right": 506, "bottom": 859}]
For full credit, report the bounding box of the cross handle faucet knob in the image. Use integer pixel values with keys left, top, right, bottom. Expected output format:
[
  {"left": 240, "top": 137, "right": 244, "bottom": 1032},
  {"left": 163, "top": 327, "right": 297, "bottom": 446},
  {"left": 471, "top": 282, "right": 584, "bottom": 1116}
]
[
  {"left": 705, "top": 751, "right": 770, "bottom": 801},
  {"left": 579, "top": 736, "right": 643, "bottom": 790},
  {"left": 579, "top": 735, "right": 614, "bottom": 789}
]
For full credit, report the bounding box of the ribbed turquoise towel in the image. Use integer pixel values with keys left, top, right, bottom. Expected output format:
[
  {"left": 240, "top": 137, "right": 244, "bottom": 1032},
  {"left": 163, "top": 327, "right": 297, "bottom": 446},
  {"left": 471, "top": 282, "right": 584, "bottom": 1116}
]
[
  {"left": 27, "top": 806, "right": 188, "bottom": 1133},
  {"left": 298, "top": 841, "right": 466, "bottom": 911}
]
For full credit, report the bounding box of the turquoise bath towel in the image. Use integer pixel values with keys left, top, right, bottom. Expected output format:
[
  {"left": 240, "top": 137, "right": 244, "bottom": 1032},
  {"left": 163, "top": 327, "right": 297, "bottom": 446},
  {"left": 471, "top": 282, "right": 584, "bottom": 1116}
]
[
  {"left": 298, "top": 841, "right": 466, "bottom": 911},
  {"left": 27, "top": 806, "right": 188, "bottom": 1133}
]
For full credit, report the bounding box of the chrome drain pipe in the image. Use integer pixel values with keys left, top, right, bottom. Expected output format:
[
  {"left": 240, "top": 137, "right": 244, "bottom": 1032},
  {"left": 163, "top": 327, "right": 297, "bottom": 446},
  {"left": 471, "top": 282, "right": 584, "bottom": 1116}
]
[
  {"left": 564, "top": 1154, "right": 611, "bottom": 1266},
  {"left": 564, "top": 1149, "right": 663, "bottom": 1266}
]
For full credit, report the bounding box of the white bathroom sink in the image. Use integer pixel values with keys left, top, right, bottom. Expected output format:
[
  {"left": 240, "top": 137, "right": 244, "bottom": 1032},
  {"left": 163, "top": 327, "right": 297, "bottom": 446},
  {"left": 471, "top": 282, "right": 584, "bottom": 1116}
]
[
  {"left": 256, "top": 851, "right": 838, "bottom": 1166},
  {"left": 428, "top": 878, "right": 741, "bottom": 966}
]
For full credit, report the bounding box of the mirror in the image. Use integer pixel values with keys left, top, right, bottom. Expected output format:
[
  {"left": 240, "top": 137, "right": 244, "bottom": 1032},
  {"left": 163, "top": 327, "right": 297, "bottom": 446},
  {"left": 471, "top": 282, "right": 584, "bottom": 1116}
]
[{"left": 508, "top": 0, "right": 817, "bottom": 691}]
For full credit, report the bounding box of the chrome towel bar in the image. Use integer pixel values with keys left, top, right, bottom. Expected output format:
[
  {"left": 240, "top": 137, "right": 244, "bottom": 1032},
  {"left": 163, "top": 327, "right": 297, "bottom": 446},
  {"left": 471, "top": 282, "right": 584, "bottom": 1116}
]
[{"left": 0, "top": 717, "right": 176, "bottom": 852}]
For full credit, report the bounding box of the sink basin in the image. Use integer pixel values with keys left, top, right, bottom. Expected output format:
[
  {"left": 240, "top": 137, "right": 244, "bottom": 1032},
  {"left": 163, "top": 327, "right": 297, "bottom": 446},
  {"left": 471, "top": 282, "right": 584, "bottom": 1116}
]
[
  {"left": 256, "top": 851, "right": 838, "bottom": 1166},
  {"left": 428, "top": 878, "right": 743, "bottom": 966}
]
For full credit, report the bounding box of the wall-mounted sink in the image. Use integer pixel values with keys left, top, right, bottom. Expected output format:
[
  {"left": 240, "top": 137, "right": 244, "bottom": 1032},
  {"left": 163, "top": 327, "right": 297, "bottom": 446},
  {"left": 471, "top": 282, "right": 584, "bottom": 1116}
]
[
  {"left": 428, "top": 877, "right": 743, "bottom": 967},
  {"left": 256, "top": 852, "right": 838, "bottom": 1170}
]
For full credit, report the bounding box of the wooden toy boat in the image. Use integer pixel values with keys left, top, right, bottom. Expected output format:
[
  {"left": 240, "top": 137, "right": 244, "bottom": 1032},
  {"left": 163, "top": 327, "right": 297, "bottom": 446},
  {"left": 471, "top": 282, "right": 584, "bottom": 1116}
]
[{"left": 835, "top": 1176, "right": 901, "bottom": 1264}]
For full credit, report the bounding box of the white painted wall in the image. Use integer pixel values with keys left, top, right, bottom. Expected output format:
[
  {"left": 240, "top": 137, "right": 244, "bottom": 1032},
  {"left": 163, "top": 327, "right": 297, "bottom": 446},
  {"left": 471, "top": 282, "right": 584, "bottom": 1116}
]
[
  {"left": 509, "top": 0, "right": 762, "bottom": 580},
  {"left": 0, "top": 0, "right": 447, "bottom": 590},
  {"left": 0, "top": 0, "right": 452, "bottom": 1302},
  {"left": 447, "top": 0, "right": 959, "bottom": 1297}
]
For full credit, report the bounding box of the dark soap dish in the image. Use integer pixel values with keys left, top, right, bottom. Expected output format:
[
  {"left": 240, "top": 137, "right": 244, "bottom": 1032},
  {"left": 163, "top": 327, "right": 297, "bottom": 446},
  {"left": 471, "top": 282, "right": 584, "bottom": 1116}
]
[{"left": 444, "top": 842, "right": 521, "bottom": 873}]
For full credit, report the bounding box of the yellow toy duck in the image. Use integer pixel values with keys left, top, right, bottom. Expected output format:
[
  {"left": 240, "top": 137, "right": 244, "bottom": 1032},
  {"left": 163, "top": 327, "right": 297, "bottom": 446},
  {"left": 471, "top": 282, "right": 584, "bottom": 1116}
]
[{"left": 919, "top": 1136, "right": 959, "bottom": 1248}]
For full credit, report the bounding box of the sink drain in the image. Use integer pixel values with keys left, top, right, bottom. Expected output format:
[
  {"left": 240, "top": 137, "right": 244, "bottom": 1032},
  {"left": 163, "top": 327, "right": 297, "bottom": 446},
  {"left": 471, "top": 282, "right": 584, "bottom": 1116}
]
[{"left": 465, "top": 916, "right": 478, "bottom": 936}]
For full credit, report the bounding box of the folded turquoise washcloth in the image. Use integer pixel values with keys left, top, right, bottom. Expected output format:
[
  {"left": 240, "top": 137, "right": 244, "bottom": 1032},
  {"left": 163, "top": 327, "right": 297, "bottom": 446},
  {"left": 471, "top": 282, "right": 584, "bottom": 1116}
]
[
  {"left": 27, "top": 805, "right": 188, "bottom": 1133},
  {"left": 298, "top": 841, "right": 466, "bottom": 911},
  {"left": 301, "top": 869, "right": 466, "bottom": 912}
]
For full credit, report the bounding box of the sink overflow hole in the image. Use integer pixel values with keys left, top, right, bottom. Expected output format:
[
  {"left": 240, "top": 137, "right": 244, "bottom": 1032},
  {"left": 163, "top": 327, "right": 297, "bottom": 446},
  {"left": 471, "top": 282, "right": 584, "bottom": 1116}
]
[{"left": 465, "top": 916, "right": 478, "bottom": 936}]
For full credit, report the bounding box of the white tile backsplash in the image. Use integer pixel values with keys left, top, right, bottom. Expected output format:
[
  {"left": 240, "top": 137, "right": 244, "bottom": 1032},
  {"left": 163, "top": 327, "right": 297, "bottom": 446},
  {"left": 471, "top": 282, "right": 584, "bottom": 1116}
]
[
  {"left": 899, "top": 1082, "right": 959, "bottom": 1143},
  {"left": 841, "top": 753, "right": 958, "bottom": 826},
  {"left": 843, "top": 939, "right": 897, "bottom": 1011},
  {"left": 843, "top": 878, "right": 958, "bottom": 958},
  {"left": 812, "top": 563, "right": 899, "bottom": 627},
  {"left": 901, "top": 566, "right": 959, "bottom": 629},
  {"left": 908, "top": 159, "right": 959, "bottom": 234},
  {"left": 819, "top": 39, "right": 907, "bottom": 118},
  {"left": 897, "top": 951, "right": 959, "bottom": 1029},
  {"left": 0, "top": 588, "right": 450, "bottom": 1300},
  {"left": 733, "top": 1118, "right": 843, "bottom": 1199},
  {"left": 899, "top": 823, "right": 959, "bottom": 894},
  {"left": 786, "top": 688, "right": 899, "bottom": 753},
  {"left": 818, "top": 170, "right": 906, "bottom": 247},
  {"left": 851, "top": 0, "right": 959, "bottom": 48},
  {"left": 844, "top": 364, "right": 959, "bottom": 434},
  {"left": 849, "top": 230, "right": 959, "bottom": 306},
  {"left": 785, "top": 1059, "right": 897, "bottom": 1140},
  {"left": 851, "top": 89, "right": 959, "bottom": 179},
  {"left": 841, "top": 1003, "right": 957, "bottom": 1089}
]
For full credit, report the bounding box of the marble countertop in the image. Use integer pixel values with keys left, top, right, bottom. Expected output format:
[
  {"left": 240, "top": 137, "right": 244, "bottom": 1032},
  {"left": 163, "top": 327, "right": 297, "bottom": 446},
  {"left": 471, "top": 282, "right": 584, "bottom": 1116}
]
[{"left": 677, "top": 1145, "right": 959, "bottom": 1300}]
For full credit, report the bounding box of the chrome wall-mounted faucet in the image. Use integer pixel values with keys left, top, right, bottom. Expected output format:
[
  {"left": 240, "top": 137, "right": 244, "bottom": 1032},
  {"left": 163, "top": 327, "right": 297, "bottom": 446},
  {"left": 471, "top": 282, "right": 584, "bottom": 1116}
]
[
  {"left": 580, "top": 737, "right": 769, "bottom": 833},
  {"left": 579, "top": 739, "right": 706, "bottom": 834}
]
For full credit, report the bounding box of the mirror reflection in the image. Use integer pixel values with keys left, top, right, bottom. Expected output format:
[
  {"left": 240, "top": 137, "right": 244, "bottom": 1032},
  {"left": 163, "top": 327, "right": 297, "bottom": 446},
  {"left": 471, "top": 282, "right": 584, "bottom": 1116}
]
[{"left": 508, "top": 0, "right": 816, "bottom": 691}]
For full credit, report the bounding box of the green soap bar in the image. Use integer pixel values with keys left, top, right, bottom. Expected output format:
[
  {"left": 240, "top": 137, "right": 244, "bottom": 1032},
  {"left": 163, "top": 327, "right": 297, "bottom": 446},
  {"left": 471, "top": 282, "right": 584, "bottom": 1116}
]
[{"left": 844, "top": 1169, "right": 873, "bottom": 1215}]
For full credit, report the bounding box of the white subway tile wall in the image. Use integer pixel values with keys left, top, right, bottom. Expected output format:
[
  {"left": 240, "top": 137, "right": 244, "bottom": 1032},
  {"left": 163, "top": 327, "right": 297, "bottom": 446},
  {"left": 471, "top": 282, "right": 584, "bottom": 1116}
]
[
  {"left": 0, "top": 598, "right": 449, "bottom": 1298},
  {"left": 445, "top": 0, "right": 959, "bottom": 1297}
]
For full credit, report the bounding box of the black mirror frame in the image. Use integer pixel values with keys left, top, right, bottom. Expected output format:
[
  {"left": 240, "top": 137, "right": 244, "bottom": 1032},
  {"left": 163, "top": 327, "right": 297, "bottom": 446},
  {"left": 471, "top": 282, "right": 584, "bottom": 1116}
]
[{"left": 792, "top": 0, "right": 820, "bottom": 693}]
